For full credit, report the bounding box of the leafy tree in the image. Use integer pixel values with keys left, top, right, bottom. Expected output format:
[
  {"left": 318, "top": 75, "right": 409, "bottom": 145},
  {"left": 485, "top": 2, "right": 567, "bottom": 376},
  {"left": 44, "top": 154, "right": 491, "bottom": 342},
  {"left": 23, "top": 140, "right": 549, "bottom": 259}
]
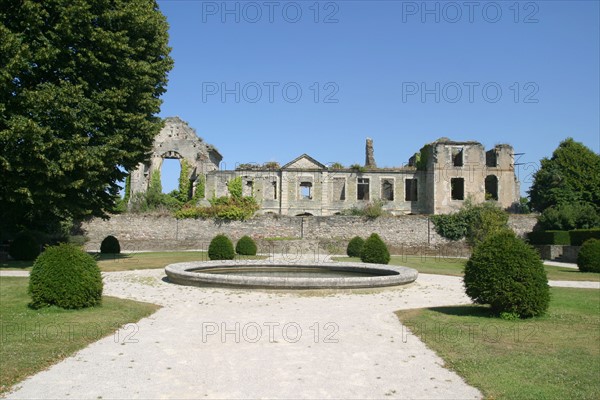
[
  {"left": 0, "top": 1, "right": 173, "bottom": 232},
  {"left": 529, "top": 138, "right": 600, "bottom": 212},
  {"left": 538, "top": 202, "right": 600, "bottom": 230}
]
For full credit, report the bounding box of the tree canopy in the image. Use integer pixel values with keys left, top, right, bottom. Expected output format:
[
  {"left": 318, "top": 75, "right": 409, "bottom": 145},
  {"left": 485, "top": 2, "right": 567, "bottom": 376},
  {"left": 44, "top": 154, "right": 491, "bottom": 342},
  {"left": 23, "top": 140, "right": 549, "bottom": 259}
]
[
  {"left": 528, "top": 138, "right": 600, "bottom": 212},
  {"left": 0, "top": 0, "right": 173, "bottom": 233}
]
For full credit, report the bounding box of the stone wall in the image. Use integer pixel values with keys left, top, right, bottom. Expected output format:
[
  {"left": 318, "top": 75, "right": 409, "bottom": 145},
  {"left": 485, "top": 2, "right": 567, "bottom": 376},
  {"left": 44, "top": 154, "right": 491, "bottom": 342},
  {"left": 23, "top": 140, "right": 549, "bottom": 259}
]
[{"left": 81, "top": 214, "right": 537, "bottom": 256}]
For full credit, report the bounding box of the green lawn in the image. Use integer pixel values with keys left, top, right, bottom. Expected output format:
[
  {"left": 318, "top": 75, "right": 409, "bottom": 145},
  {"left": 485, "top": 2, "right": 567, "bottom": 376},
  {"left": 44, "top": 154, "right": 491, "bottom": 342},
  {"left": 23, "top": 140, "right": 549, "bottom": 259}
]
[
  {"left": 1, "top": 251, "right": 265, "bottom": 272},
  {"left": 396, "top": 287, "right": 600, "bottom": 399},
  {"left": 0, "top": 277, "right": 159, "bottom": 394},
  {"left": 333, "top": 256, "right": 600, "bottom": 282}
]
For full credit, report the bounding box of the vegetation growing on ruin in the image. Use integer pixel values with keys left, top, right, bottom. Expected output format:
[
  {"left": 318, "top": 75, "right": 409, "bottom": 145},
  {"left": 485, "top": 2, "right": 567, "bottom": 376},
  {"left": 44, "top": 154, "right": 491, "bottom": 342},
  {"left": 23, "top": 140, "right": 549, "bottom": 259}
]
[
  {"left": 431, "top": 199, "right": 509, "bottom": 246},
  {"left": 340, "top": 200, "right": 388, "bottom": 219}
]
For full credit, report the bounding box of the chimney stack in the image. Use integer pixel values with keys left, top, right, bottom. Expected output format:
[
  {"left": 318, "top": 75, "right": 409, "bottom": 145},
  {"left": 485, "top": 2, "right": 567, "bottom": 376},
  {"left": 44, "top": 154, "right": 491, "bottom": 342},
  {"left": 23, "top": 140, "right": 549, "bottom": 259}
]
[{"left": 365, "top": 138, "right": 377, "bottom": 168}]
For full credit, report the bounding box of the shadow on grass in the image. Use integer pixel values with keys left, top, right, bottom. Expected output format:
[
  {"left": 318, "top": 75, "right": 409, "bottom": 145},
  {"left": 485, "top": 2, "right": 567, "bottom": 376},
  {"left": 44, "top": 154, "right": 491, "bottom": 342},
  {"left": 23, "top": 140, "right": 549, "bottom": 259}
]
[
  {"left": 1, "top": 252, "right": 132, "bottom": 269},
  {"left": 0, "top": 260, "right": 34, "bottom": 269},
  {"left": 426, "top": 305, "right": 496, "bottom": 318},
  {"left": 91, "top": 253, "right": 132, "bottom": 261}
]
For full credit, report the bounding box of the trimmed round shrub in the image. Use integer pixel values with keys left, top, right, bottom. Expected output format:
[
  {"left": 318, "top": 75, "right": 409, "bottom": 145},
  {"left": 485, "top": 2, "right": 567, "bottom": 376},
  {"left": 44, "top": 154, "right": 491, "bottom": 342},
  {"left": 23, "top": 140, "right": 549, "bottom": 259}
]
[
  {"left": 208, "top": 234, "right": 235, "bottom": 260},
  {"left": 8, "top": 231, "right": 40, "bottom": 261},
  {"left": 100, "top": 235, "right": 121, "bottom": 254},
  {"left": 29, "top": 243, "right": 103, "bottom": 309},
  {"left": 236, "top": 235, "right": 257, "bottom": 256},
  {"left": 464, "top": 230, "right": 550, "bottom": 318},
  {"left": 577, "top": 238, "right": 600, "bottom": 273},
  {"left": 360, "top": 233, "right": 390, "bottom": 264},
  {"left": 346, "top": 236, "right": 365, "bottom": 257}
]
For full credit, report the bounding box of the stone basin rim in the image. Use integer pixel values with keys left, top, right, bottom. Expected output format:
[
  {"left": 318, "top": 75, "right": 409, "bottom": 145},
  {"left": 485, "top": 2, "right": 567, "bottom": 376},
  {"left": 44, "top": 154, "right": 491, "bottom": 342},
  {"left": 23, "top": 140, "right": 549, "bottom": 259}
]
[{"left": 164, "top": 260, "right": 418, "bottom": 289}]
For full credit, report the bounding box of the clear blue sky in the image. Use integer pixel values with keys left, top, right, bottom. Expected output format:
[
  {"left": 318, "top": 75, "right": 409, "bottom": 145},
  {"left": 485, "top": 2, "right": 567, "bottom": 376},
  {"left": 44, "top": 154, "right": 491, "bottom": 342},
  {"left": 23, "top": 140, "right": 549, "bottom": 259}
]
[{"left": 154, "top": 0, "right": 600, "bottom": 196}]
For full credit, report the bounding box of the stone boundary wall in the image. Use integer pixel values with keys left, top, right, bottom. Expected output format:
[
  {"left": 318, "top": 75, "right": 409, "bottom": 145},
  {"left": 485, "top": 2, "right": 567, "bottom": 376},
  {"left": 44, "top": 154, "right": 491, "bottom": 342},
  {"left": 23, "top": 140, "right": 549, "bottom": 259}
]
[{"left": 81, "top": 214, "right": 537, "bottom": 256}]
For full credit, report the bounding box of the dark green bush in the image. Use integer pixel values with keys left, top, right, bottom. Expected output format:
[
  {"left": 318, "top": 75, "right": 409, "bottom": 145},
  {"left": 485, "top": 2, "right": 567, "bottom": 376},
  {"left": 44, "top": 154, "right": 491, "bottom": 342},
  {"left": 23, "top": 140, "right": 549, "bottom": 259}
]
[
  {"left": 8, "top": 231, "right": 40, "bottom": 261},
  {"left": 577, "top": 239, "right": 600, "bottom": 272},
  {"left": 360, "top": 233, "right": 390, "bottom": 264},
  {"left": 527, "top": 230, "right": 571, "bottom": 245},
  {"left": 347, "top": 236, "right": 365, "bottom": 257},
  {"left": 569, "top": 229, "right": 600, "bottom": 246},
  {"left": 430, "top": 212, "right": 467, "bottom": 241},
  {"left": 431, "top": 200, "right": 509, "bottom": 245},
  {"left": 29, "top": 243, "right": 103, "bottom": 309},
  {"left": 464, "top": 230, "right": 550, "bottom": 318},
  {"left": 538, "top": 203, "right": 600, "bottom": 230},
  {"left": 235, "top": 235, "right": 257, "bottom": 256},
  {"left": 100, "top": 235, "right": 121, "bottom": 254},
  {"left": 208, "top": 234, "right": 235, "bottom": 260}
]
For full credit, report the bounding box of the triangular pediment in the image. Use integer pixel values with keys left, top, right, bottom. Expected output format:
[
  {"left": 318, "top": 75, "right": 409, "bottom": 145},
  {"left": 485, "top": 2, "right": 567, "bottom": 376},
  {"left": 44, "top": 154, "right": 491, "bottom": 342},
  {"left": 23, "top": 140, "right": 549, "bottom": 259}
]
[{"left": 282, "top": 154, "right": 326, "bottom": 170}]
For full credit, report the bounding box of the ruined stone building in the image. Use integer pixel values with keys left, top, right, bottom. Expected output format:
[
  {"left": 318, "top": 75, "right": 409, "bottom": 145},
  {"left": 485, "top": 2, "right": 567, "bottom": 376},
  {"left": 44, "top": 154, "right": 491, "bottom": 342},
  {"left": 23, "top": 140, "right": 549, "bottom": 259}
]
[{"left": 129, "top": 117, "right": 520, "bottom": 215}]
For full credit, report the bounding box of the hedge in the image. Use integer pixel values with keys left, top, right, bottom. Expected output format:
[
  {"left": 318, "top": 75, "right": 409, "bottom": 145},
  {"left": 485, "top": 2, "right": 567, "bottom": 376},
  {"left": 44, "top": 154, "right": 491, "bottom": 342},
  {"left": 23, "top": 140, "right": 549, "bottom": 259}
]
[
  {"left": 527, "top": 230, "right": 571, "bottom": 245},
  {"left": 29, "top": 243, "right": 103, "bottom": 309},
  {"left": 577, "top": 239, "right": 600, "bottom": 272},
  {"left": 208, "top": 234, "right": 235, "bottom": 260},
  {"left": 235, "top": 235, "right": 257, "bottom": 256},
  {"left": 569, "top": 229, "right": 600, "bottom": 246},
  {"left": 464, "top": 231, "right": 549, "bottom": 318}
]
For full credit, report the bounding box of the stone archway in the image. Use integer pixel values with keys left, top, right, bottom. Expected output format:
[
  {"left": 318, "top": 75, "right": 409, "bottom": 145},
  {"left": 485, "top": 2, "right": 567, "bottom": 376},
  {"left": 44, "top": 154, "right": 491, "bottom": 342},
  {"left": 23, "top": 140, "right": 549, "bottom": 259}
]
[{"left": 128, "top": 117, "right": 222, "bottom": 199}]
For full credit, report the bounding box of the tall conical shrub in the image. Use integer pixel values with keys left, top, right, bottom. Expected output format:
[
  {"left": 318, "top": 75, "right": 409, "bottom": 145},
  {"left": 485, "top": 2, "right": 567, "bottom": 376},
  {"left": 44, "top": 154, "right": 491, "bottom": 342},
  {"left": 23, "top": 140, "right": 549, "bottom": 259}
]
[
  {"left": 464, "top": 230, "right": 550, "bottom": 318},
  {"left": 208, "top": 234, "right": 235, "bottom": 260},
  {"left": 360, "top": 233, "right": 390, "bottom": 264}
]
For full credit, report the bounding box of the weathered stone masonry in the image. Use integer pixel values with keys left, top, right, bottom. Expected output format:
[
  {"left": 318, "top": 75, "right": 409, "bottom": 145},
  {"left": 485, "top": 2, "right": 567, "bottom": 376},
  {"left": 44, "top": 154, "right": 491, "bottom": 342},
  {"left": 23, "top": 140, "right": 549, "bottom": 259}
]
[
  {"left": 128, "top": 118, "right": 521, "bottom": 216},
  {"left": 82, "top": 214, "right": 537, "bottom": 253}
]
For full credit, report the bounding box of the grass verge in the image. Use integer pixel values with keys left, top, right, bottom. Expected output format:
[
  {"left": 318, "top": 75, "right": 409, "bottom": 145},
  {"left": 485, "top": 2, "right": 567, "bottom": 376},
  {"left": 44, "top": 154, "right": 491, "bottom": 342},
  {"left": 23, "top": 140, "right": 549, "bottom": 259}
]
[
  {"left": 333, "top": 256, "right": 600, "bottom": 282},
  {"left": 0, "top": 277, "right": 159, "bottom": 394},
  {"left": 396, "top": 287, "right": 600, "bottom": 399},
  {"left": 1, "top": 251, "right": 266, "bottom": 272}
]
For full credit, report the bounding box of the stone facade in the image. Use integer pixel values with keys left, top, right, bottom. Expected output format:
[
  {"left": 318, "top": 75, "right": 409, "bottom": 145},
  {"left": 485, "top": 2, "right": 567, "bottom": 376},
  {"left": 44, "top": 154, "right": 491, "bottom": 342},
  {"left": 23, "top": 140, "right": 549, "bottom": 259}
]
[
  {"left": 128, "top": 118, "right": 521, "bottom": 216},
  {"left": 81, "top": 214, "right": 537, "bottom": 254},
  {"left": 129, "top": 117, "right": 222, "bottom": 197}
]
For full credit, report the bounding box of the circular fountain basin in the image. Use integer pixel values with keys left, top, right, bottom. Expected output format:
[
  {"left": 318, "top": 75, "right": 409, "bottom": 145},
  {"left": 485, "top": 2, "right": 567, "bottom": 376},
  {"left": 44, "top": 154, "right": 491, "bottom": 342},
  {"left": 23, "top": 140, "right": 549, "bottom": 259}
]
[{"left": 165, "top": 260, "right": 418, "bottom": 289}]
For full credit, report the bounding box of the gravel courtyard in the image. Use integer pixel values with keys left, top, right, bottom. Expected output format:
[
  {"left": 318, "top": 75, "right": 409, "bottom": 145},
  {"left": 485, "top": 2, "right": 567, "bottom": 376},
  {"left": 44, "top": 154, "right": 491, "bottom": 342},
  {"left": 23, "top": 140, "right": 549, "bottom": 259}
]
[{"left": 5, "top": 263, "right": 483, "bottom": 400}]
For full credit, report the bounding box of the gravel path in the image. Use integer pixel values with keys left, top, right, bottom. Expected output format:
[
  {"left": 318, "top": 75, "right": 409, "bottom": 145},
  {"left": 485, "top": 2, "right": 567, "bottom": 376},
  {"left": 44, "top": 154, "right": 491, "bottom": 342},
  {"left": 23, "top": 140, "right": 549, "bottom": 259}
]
[
  {"left": 5, "top": 268, "right": 482, "bottom": 400},
  {"left": 3, "top": 255, "right": 598, "bottom": 399}
]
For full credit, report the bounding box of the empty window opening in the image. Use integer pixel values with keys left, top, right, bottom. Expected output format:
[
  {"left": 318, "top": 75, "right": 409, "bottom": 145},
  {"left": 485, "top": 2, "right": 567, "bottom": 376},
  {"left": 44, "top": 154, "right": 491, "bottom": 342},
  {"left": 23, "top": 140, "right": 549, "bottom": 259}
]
[
  {"left": 333, "top": 178, "right": 346, "bottom": 201},
  {"left": 357, "top": 178, "right": 370, "bottom": 200},
  {"left": 405, "top": 179, "right": 418, "bottom": 201},
  {"left": 452, "top": 148, "right": 464, "bottom": 167},
  {"left": 243, "top": 180, "right": 254, "bottom": 197},
  {"left": 300, "top": 182, "right": 312, "bottom": 199},
  {"left": 160, "top": 158, "right": 181, "bottom": 195},
  {"left": 485, "top": 175, "right": 499, "bottom": 200},
  {"left": 486, "top": 150, "right": 498, "bottom": 167},
  {"left": 381, "top": 179, "right": 394, "bottom": 201},
  {"left": 451, "top": 178, "right": 465, "bottom": 200},
  {"left": 272, "top": 181, "right": 277, "bottom": 200}
]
